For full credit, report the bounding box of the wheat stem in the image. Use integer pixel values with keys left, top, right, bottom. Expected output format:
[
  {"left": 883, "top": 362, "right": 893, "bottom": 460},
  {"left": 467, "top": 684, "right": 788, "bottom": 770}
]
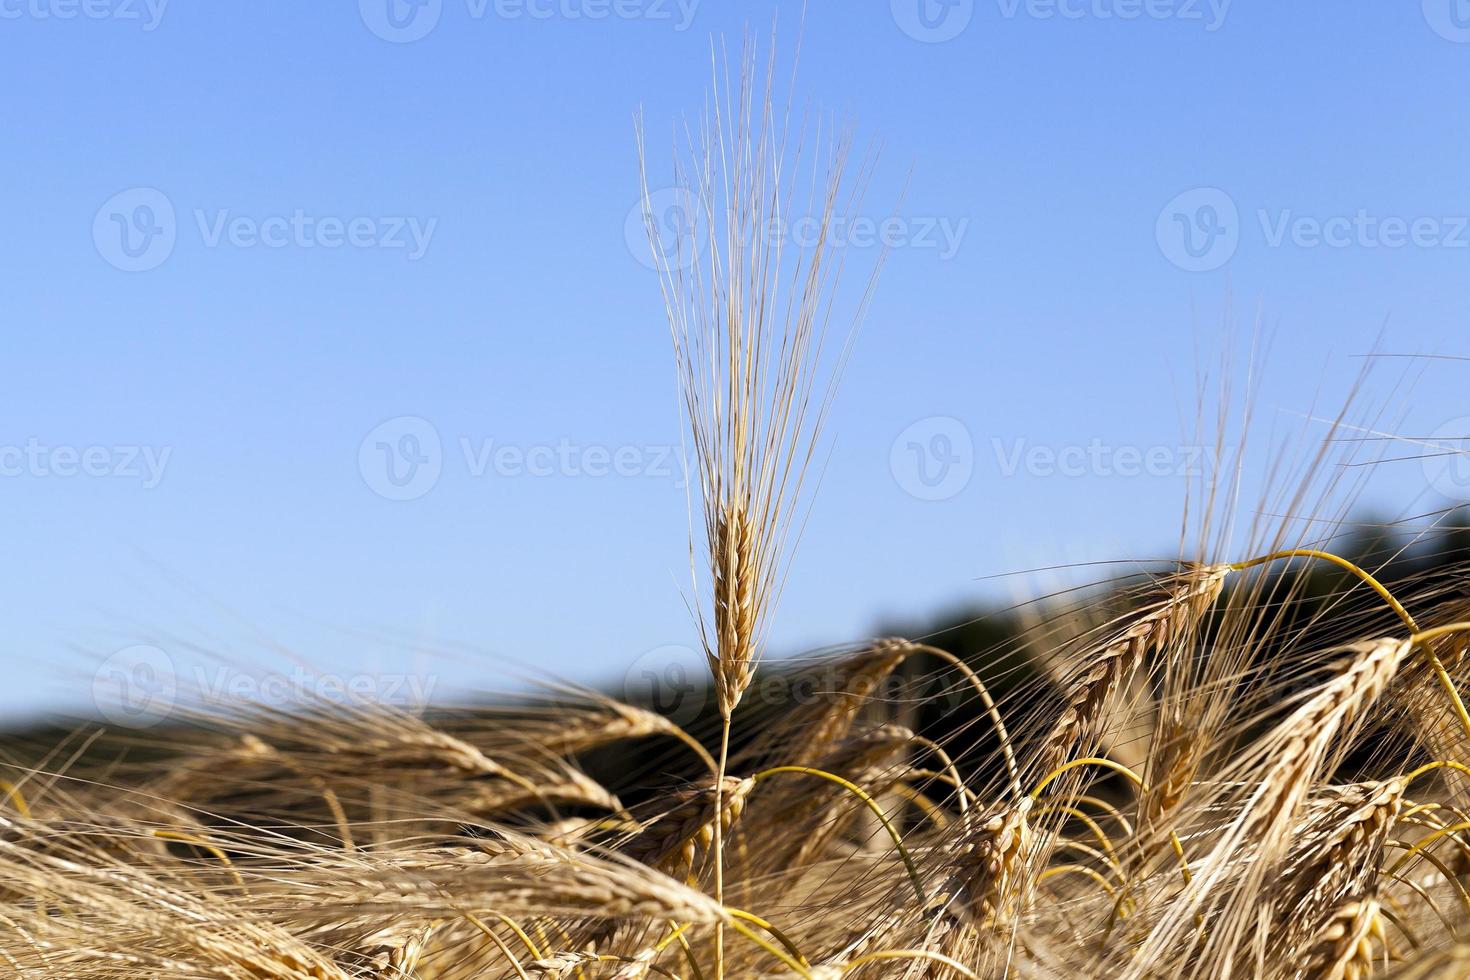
[
  {"left": 1404, "top": 758, "right": 1470, "bottom": 789},
  {"left": 674, "top": 928, "right": 707, "bottom": 980},
  {"left": 726, "top": 908, "right": 810, "bottom": 968},
  {"left": 728, "top": 918, "right": 811, "bottom": 977},
  {"left": 752, "top": 764, "right": 925, "bottom": 904},
  {"left": 1030, "top": 756, "right": 1144, "bottom": 798},
  {"left": 1233, "top": 550, "right": 1470, "bottom": 742},
  {"left": 487, "top": 912, "right": 544, "bottom": 959},
  {"left": 1385, "top": 841, "right": 1470, "bottom": 912},
  {"left": 0, "top": 780, "right": 31, "bottom": 818},
  {"left": 1039, "top": 863, "right": 1119, "bottom": 897},
  {"left": 1388, "top": 818, "right": 1470, "bottom": 875},
  {"left": 712, "top": 719, "right": 729, "bottom": 980},
  {"left": 460, "top": 910, "right": 533, "bottom": 980},
  {"left": 840, "top": 949, "right": 982, "bottom": 978},
  {"left": 898, "top": 643, "right": 1021, "bottom": 799},
  {"left": 1230, "top": 548, "right": 1419, "bottom": 628},
  {"left": 151, "top": 830, "right": 245, "bottom": 889}
]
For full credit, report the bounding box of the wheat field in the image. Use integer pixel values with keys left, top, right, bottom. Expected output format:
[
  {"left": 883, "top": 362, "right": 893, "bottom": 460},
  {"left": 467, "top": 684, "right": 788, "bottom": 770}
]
[{"left": 5, "top": 35, "right": 1470, "bottom": 980}]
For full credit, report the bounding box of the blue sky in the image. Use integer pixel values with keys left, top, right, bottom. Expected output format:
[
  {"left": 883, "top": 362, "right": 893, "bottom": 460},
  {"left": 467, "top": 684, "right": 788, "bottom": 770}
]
[{"left": 3, "top": 1, "right": 1469, "bottom": 725}]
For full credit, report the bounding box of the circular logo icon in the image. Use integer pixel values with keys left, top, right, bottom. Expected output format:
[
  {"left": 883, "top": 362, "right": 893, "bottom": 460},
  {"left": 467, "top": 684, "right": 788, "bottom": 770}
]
[
  {"left": 360, "top": 0, "right": 442, "bottom": 42},
  {"left": 891, "top": 0, "right": 975, "bottom": 42},
  {"left": 626, "top": 187, "right": 705, "bottom": 272},
  {"left": 1424, "top": 0, "right": 1470, "bottom": 42},
  {"left": 93, "top": 645, "right": 177, "bottom": 729},
  {"left": 93, "top": 188, "right": 176, "bottom": 272},
  {"left": 622, "top": 644, "right": 709, "bottom": 727},
  {"left": 890, "top": 416, "right": 974, "bottom": 501},
  {"left": 1155, "top": 187, "right": 1239, "bottom": 272},
  {"left": 1423, "top": 416, "right": 1470, "bottom": 500},
  {"left": 359, "top": 416, "right": 443, "bottom": 501}
]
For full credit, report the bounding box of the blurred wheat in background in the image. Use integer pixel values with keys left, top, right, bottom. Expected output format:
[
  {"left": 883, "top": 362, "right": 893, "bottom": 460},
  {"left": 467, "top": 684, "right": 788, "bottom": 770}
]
[{"left": 6, "top": 30, "right": 1470, "bottom": 980}]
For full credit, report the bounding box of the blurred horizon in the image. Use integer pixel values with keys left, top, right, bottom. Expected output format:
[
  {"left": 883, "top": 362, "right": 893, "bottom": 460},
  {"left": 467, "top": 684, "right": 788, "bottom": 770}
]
[{"left": 3, "top": 1, "right": 1469, "bottom": 727}]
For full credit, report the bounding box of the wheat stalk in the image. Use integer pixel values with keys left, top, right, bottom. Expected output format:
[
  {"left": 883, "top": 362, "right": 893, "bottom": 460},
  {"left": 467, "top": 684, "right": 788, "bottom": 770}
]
[{"left": 637, "top": 29, "right": 886, "bottom": 978}]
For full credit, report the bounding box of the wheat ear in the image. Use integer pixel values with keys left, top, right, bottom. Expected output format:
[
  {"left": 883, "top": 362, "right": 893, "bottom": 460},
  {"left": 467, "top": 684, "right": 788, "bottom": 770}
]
[{"left": 638, "top": 28, "right": 882, "bottom": 979}]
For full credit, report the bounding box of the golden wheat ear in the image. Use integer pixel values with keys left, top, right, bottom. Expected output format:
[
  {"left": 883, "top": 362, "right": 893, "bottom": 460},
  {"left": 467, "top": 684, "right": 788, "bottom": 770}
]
[
  {"left": 637, "top": 34, "right": 884, "bottom": 721},
  {"left": 1036, "top": 563, "right": 1231, "bottom": 780},
  {"left": 637, "top": 31, "right": 886, "bottom": 978}
]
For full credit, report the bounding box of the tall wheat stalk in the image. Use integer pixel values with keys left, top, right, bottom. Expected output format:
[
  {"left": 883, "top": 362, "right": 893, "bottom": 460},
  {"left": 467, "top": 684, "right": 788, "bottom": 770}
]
[{"left": 636, "top": 27, "right": 883, "bottom": 979}]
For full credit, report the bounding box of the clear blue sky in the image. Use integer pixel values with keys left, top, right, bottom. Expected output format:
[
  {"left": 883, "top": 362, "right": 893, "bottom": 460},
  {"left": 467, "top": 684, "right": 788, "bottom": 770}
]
[{"left": 3, "top": 1, "right": 1469, "bottom": 724}]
